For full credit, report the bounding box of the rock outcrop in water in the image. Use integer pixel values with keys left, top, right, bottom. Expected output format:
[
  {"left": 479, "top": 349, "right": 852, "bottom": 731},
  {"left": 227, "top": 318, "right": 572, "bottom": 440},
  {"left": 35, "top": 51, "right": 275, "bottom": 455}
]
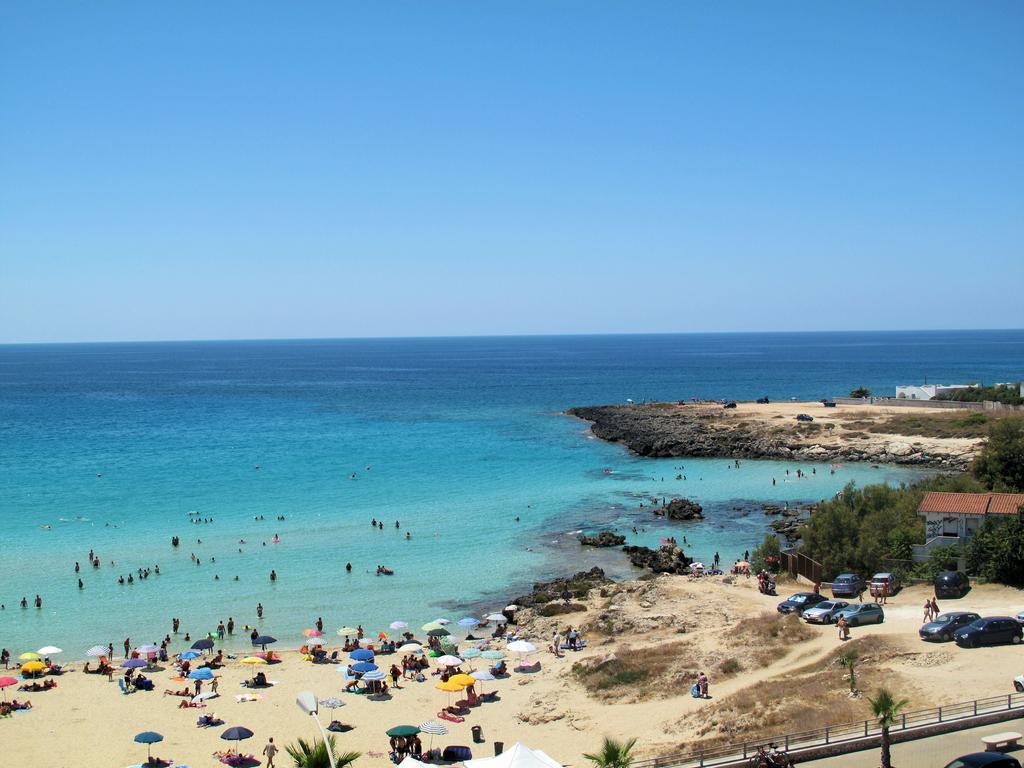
[
  {"left": 622, "top": 544, "right": 693, "bottom": 575},
  {"left": 578, "top": 531, "right": 627, "bottom": 547},
  {"left": 654, "top": 498, "right": 704, "bottom": 520},
  {"left": 567, "top": 403, "right": 971, "bottom": 469},
  {"left": 509, "top": 567, "right": 612, "bottom": 608}
]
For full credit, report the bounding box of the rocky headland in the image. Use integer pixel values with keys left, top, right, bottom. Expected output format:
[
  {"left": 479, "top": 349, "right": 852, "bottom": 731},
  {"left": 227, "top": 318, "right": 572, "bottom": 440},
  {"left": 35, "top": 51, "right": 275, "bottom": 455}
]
[{"left": 568, "top": 401, "right": 976, "bottom": 470}]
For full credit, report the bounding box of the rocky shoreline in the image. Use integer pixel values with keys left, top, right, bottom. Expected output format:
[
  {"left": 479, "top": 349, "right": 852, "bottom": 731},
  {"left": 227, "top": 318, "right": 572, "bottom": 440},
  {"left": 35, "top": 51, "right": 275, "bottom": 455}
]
[{"left": 567, "top": 403, "right": 971, "bottom": 469}]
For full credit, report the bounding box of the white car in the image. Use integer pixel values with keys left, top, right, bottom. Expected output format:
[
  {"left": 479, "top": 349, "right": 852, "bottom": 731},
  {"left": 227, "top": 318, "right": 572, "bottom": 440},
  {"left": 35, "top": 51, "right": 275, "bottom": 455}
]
[
  {"left": 1016, "top": 610, "right": 1024, "bottom": 626},
  {"left": 1015, "top": 674, "right": 1024, "bottom": 693}
]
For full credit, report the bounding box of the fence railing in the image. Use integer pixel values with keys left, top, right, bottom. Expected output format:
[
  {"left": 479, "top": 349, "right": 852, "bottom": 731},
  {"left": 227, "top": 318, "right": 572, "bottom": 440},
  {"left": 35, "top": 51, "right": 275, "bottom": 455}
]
[{"left": 631, "top": 692, "right": 1024, "bottom": 768}]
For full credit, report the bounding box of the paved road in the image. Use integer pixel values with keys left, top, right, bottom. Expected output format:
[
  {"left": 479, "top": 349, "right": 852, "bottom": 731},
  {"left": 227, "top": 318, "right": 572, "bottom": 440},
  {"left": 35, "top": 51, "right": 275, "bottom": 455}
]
[{"left": 800, "top": 716, "right": 1024, "bottom": 767}]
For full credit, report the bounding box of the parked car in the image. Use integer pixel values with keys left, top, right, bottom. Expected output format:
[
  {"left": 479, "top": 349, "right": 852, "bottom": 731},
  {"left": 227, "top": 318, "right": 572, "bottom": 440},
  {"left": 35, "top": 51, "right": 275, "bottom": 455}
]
[
  {"left": 953, "top": 617, "right": 1023, "bottom": 648},
  {"left": 934, "top": 570, "right": 971, "bottom": 598},
  {"left": 869, "top": 572, "right": 900, "bottom": 598},
  {"left": 1014, "top": 674, "right": 1024, "bottom": 693},
  {"left": 919, "top": 611, "right": 981, "bottom": 642},
  {"left": 834, "top": 603, "right": 884, "bottom": 627},
  {"left": 831, "top": 573, "right": 865, "bottom": 598},
  {"left": 723, "top": 401, "right": 737, "bottom": 409},
  {"left": 796, "top": 414, "right": 814, "bottom": 422},
  {"left": 756, "top": 397, "right": 770, "bottom": 404},
  {"left": 944, "top": 753, "right": 1021, "bottom": 768},
  {"left": 801, "top": 600, "right": 849, "bottom": 624},
  {"left": 1015, "top": 610, "right": 1024, "bottom": 626},
  {"left": 777, "top": 592, "right": 828, "bottom": 615},
  {"left": 821, "top": 400, "right": 837, "bottom": 407}
]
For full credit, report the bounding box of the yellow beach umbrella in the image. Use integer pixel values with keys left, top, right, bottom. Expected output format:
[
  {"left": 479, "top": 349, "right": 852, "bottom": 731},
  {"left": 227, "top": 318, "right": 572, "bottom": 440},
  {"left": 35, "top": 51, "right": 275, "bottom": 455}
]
[
  {"left": 18, "top": 652, "right": 40, "bottom": 661},
  {"left": 240, "top": 657, "right": 267, "bottom": 665},
  {"left": 435, "top": 679, "right": 465, "bottom": 692},
  {"left": 449, "top": 674, "right": 475, "bottom": 687},
  {"left": 21, "top": 661, "right": 45, "bottom": 674}
]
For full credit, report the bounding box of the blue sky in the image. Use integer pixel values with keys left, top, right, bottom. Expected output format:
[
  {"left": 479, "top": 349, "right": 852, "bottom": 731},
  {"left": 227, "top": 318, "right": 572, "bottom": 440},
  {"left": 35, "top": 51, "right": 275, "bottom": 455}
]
[{"left": 2, "top": 2, "right": 1022, "bottom": 342}]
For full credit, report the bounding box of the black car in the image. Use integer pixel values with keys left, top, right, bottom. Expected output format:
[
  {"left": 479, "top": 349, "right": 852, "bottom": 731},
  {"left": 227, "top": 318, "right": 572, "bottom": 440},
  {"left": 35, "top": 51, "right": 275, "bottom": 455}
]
[
  {"left": 756, "top": 397, "right": 770, "bottom": 404},
  {"left": 944, "top": 753, "right": 1021, "bottom": 768},
  {"left": 919, "top": 611, "right": 981, "bottom": 642},
  {"left": 953, "top": 616, "right": 1023, "bottom": 648},
  {"left": 796, "top": 414, "right": 814, "bottom": 422},
  {"left": 777, "top": 592, "right": 828, "bottom": 615},
  {"left": 935, "top": 570, "right": 971, "bottom": 598},
  {"left": 723, "top": 401, "right": 737, "bottom": 409},
  {"left": 830, "top": 573, "right": 865, "bottom": 598}
]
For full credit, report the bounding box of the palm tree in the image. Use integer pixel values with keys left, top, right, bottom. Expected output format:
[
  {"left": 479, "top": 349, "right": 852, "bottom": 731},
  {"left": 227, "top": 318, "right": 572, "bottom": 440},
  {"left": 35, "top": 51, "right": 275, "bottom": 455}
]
[
  {"left": 584, "top": 737, "right": 638, "bottom": 768},
  {"left": 285, "top": 735, "right": 360, "bottom": 768},
  {"left": 868, "top": 688, "right": 909, "bottom": 768},
  {"left": 837, "top": 650, "right": 858, "bottom": 692}
]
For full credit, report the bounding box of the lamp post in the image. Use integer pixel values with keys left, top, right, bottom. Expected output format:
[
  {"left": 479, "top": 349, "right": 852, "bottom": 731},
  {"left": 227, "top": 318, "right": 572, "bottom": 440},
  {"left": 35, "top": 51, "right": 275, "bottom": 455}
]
[{"left": 296, "top": 691, "right": 337, "bottom": 768}]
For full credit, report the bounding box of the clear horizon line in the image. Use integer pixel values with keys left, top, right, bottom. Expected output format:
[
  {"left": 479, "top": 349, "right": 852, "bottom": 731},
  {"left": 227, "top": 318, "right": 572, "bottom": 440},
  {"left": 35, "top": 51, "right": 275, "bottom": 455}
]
[{"left": 2, "top": 327, "right": 1023, "bottom": 347}]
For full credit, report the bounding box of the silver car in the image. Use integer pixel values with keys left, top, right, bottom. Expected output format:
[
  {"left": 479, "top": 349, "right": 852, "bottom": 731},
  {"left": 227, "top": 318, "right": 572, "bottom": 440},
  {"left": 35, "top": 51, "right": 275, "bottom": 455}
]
[{"left": 802, "top": 600, "right": 850, "bottom": 624}]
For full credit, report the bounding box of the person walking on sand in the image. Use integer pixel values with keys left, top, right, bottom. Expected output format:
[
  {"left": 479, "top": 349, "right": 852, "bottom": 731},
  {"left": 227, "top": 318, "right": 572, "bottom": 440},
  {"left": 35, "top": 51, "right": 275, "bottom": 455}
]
[
  {"left": 698, "top": 672, "right": 709, "bottom": 698},
  {"left": 922, "top": 599, "right": 931, "bottom": 623},
  {"left": 263, "top": 737, "right": 279, "bottom": 768},
  {"left": 930, "top": 597, "right": 939, "bottom": 620},
  {"left": 551, "top": 629, "right": 561, "bottom": 657},
  {"left": 837, "top": 616, "right": 849, "bottom": 641}
]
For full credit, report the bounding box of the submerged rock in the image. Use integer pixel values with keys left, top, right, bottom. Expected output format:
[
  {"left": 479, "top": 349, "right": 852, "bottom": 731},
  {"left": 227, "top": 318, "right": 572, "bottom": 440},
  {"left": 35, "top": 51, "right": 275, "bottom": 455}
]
[{"left": 655, "top": 498, "right": 704, "bottom": 520}]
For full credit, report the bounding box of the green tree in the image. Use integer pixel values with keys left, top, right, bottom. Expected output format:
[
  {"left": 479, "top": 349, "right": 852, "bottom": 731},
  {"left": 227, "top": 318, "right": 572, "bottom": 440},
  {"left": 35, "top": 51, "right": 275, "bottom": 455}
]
[
  {"left": 751, "top": 533, "right": 782, "bottom": 573},
  {"left": 972, "top": 416, "right": 1024, "bottom": 491},
  {"left": 920, "top": 544, "right": 961, "bottom": 579},
  {"left": 868, "top": 688, "right": 909, "bottom": 768},
  {"left": 849, "top": 387, "right": 872, "bottom": 399},
  {"left": 965, "top": 514, "right": 1024, "bottom": 587},
  {"left": 285, "top": 736, "right": 360, "bottom": 768},
  {"left": 837, "top": 650, "right": 858, "bottom": 692},
  {"left": 583, "top": 737, "right": 638, "bottom": 768}
]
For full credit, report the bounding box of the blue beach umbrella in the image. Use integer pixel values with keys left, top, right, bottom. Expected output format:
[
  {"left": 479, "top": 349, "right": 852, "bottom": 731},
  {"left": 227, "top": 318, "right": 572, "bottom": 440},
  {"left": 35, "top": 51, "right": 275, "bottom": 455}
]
[
  {"left": 188, "top": 667, "right": 214, "bottom": 680},
  {"left": 179, "top": 650, "right": 201, "bottom": 660},
  {"left": 361, "top": 669, "right": 386, "bottom": 681},
  {"left": 460, "top": 648, "right": 482, "bottom": 659},
  {"left": 134, "top": 731, "right": 163, "bottom": 761},
  {"left": 221, "top": 725, "right": 255, "bottom": 743},
  {"left": 351, "top": 661, "right": 378, "bottom": 673},
  {"left": 457, "top": 617, "right": 480, "bottom": 628},
  {"left": 121, "top": 658, "right": 148, "bottom": 668},
  {"left": 349, "top": 649, "right": 374, "bottom": 662},
  {"left": 191, "top": 638, "right": 215, "bottom": 651},
  {"left": 252, "top": 635, "right": 277, "bottom": 650}
]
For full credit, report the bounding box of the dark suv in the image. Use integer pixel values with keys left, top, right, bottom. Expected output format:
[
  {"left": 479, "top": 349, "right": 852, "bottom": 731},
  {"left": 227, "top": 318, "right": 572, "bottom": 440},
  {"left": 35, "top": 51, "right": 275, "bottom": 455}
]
[
  {"left": 953, "top": 617, "right": 1023, "bottom": 648},
  {"left": 830, "top": 573, "right": 865, "bottom": 599},
  {"left": 934, "top": 571, "right": 971, "bottom": 599}
]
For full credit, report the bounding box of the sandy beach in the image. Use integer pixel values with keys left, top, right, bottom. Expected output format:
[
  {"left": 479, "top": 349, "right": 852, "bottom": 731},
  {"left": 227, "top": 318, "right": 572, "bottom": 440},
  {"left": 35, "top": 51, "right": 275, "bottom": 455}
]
[{"left": 4, "top": 572, "right": 1022, "bottom": 767}]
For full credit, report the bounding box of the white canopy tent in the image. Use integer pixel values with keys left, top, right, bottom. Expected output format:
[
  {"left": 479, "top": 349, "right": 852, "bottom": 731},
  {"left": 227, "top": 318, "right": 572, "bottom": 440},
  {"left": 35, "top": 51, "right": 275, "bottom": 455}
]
[{"left": 465, "top": 743, "right": 563, "bottom": 768}]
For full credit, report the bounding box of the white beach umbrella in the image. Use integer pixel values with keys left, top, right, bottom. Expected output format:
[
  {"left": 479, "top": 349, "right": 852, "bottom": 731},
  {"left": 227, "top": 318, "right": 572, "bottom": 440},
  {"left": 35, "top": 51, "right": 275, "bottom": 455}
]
[
  {"left": 320, "top": 697, "right": 345, "bottom": 709},
  {"left": 398, "top": 643, "right": 422, "bottom": 653},
  {"left": 433, "top": 618, "right": 451, "bottom": 625},
  {"left": 362, "top": 669, "right": 386, "bottom": 681},
  {"left": 471, "top": 670, "right": 495, "bottom": 682},
  {"left": 504, "top": 605, "right": 519, "bottom": 612},
  {"left": 436, "top": 655, "right": 463, "bottom": 668},
  {"left": 506, "top": 641, "right": 536, "bottom": 654},
  {"left": 37, "top": 646, "right": 62, "bottom": 655},
  {"left": 485, "top": 613, "right": 508, "bottom": 623},
  {"left": 85, "top": 645, "right": 108, "bottom": 657},
  {"left": 306, "top": 637, "right": 325, "bottom": 647},
  {"left": 389, "top": 621, "right": 409, "bottom": 630},
  {"left": 136, "top": 644, "right": 160, "bottom": 655}
]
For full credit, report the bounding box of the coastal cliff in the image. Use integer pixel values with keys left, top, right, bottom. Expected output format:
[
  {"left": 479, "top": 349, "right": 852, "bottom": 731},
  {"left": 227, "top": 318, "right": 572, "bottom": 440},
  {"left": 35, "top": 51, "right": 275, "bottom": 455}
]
[{"left": 568, "top": 401, "right": 977, "bottom": 470}]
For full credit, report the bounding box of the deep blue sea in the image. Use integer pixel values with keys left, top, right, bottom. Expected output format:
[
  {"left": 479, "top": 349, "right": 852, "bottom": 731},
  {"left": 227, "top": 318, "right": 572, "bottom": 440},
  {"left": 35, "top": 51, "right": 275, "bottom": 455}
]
[{"left": 1, "top": 331, "right": 1021, "bottom": 656}]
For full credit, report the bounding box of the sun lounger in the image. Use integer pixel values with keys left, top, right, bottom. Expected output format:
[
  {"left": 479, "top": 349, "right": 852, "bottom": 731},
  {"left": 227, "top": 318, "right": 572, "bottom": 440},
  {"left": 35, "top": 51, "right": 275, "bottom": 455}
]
[{"left": 118, "top": 678, "right": 135, "bottom": 695}]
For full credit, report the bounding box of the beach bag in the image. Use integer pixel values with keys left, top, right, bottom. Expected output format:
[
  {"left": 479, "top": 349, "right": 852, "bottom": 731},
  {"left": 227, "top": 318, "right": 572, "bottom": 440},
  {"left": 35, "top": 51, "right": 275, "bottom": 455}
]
[
  {"left": 690, "top": 684, "right": 700, "bottom": 698},
  {"left": 416, "top": 673, "right": 426, "bottom": 682}
]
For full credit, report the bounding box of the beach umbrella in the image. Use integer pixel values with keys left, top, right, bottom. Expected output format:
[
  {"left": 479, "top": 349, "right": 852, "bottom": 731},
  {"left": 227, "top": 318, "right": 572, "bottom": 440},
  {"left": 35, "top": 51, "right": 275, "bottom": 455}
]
[
  {"left": 418, "top": 719, "right": 448, "bottom": 750},
  {"left": 436, "top": 655, "right": 463, "bottom": 668},
  {"left": 351, "top": 662, "right": 378, "bottom": 674},
  {"left": 386, "top": 725, "right": 420, "bottom": 738},
  {"left": 470, "top": 669, "right": 495, "bottom": 694},
  {"left": 252, "top": 635, "right": 276, "bottom": 650},
  {"left": 361, "top": 669, "right": 386, "bottom": 681},
  {"left": 221, "top": 726, "right": 255, "bottom": 749},
  {"left": 481, "top": 650, "right": 505, "bottom": 660},
  {"left": 303, "top": 628, "right": 323, "bottom": 637},
  {"left": 460, "top": 648, "right": 482, "bottom": 660},
  {"left": 349, "top": 649, "right": 375, "bottom": 662},
  {"left": 504, "top": 604, "right": 519, "bottom": 612},
  {"left": 336, "top": 627, "right": 358, "bottom": 637},
  {"left": 179, "top": 650, "right": 201, "bottom": 660},
  {"left": 188, "top": 667, "right": 215, "bottom": 680},
  {"left": 240, "top": 657, "right": 267, "bottom": 665},
  {"left": 18, "top": 652, "right": 40, "bottom": 661},
  {"left": 434, "top": 678, "right": 465, "bottom": 707},
  {"left": 736, "top": 561, "right": 751, "bottom": 568},
  {"left": 0, "top": 676, "right": 17, "bottom": 701},
  {"left": 689, "top": 562, "right": 705, "bottom": 570},
  {"left": 136, "top": 644, "right": 160, "bottom": 656},
  {"left": 191, "top": 638, "right": 214, "bottom": 651},
  {"left": 306, "top": 637, "right": 325, "bottom": 647},
  {"left": 457, "top": 618, "right": 479, "bottom": 628},
  {"left": 134, "top": 731, "right": 163, "bottom": 761},
  {"left": 426, "top": 628, "right": 450, "bottom": 638},
  {"left": 389, "top": 621, "right": 409, "bottom": 631},
  {"left": 320, "top": 697, "right": 345, "bottom": 709},
  {"left": 397, "top": 643, "right": 422, "bottom": 653},
  {"left": 449, "top": 674, "right": 475, "bottom": 687},
  {"left": 506, "top": 641, "right": 536, "bottom": 654},
  {"left": 121, "top": 658, "right": 148, "bottom": 669},
  {"left": 21, "top": 661, "right": 45, "bottom": 676},
  {"left": 37, "top": 646, "right": 62, "bottom": 655},
  {"left": 85, "top": 645, "right": 107, "bottom": 658},
  {"left": 485, "top": 613, "right": 508, "bottom": 623},
  {"left": 421, "top": 621, "right": 443, "bottom": 632},
  {"left": 433, "top": 618, "right": 451, "bottom": 625}
]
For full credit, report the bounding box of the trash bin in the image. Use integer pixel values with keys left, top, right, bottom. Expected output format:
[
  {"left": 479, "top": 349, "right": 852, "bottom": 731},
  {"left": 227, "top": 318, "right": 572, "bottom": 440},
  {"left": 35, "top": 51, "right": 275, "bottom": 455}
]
[
  {"left": 472, "top": 725, "right": 484, "bottom": 744},
  {"left": 494, "top": 741, "right": 504, "bottom": 756}
]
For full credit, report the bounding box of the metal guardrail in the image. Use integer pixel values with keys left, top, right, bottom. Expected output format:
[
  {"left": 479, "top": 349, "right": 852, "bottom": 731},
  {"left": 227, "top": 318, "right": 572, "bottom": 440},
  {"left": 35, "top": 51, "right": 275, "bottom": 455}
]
[{"left": 631, "top": 692, "right": 1024, "bottom": 768}]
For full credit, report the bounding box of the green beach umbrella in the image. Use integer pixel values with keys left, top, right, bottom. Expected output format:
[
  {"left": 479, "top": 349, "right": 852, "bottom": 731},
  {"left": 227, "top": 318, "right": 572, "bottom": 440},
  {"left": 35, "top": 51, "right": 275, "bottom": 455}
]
[{"left": 386, "top": 725, "right": 420, "bottom": 738}]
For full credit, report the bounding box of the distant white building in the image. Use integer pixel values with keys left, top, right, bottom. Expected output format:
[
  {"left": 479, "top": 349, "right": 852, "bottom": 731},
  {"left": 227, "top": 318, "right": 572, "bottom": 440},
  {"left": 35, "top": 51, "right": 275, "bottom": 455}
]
[{"left": 895, "top": 383, "right": 973, "bottom": 400}]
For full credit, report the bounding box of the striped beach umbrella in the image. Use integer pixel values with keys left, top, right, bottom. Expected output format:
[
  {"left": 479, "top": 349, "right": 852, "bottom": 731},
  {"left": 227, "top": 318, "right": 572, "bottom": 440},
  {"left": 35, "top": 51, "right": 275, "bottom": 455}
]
[
  {"left": 85, "top": 646, "right": 107, "bottom": 658},
  {"left": 418, "top": 719, "right": 448, "bottom": 750}
]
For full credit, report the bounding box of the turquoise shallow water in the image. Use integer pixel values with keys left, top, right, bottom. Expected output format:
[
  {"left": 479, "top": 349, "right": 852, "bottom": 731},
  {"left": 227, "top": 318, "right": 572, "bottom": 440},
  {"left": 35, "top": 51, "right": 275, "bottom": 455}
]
[{"left": 0, "top": 331, "right": 1020, "bottom": 655}]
